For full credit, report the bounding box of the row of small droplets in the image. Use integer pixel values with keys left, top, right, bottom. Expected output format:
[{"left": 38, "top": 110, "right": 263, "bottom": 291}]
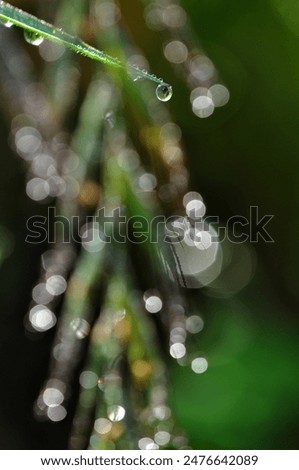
[
  {"left": 0, "top": 21, "right": 79, "bottom": 340},
  {"left": 143, "top": 290, "right": 208, "bottom": 375},
  {"left": 141, "top": 0, "right": 230, "bottom": 117}
]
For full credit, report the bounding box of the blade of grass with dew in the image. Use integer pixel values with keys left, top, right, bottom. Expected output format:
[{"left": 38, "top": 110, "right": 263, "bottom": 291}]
[{"left": 0, "top": 1, "right": 167, "bottom": 86}]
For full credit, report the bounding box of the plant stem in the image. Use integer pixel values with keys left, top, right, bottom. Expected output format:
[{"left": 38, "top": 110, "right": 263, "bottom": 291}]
[{"left": 0, "top": 1, "right": 164, "bottom": 85}]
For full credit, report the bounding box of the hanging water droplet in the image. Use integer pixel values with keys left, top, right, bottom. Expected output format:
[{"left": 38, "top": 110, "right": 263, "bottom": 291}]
[
  {"left": 70, "top": 318, "right": 90, "bottom": 339},
  {"left": 24, "top": 30, "right": 44, "bottom": 46},
  {"left": 156, "top": 83, "right": 173, "bottom": 102},
  {"left": 1, "top": 20, "right": 13, "bottom": 28},
  {"left": 105, "top": 111, "right": 115, "bottom": 128},
  {"left": 107, "top": 405, "right": 126, "bottom": 422}
]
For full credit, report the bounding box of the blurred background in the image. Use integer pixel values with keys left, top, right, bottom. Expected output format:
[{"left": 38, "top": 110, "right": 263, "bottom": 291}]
[{"left": 0, "top": 0, "right": 299, "bottom": 450}]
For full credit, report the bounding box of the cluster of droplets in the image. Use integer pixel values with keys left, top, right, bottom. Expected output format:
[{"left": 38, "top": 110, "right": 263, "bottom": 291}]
[
  {"left": 141, "top": 0, "right": 230, "bottom": 117},
  {"left": 143, "top": 290, "right": 208, "bottom": 376},
  {"left": 88, "top": 364, "right": 131, "bottom": 450},
  {"left": 25, "top": 247, "right": 74, "bottom": 336},
  {"left": 90, "top": 2, "right": 175, "bottom": 103},
  {"left": 1, "top": 13, "right": 102, "bottom": 428},
  {"left": 11, "top": 118, "right": 82, "bottom": 203},
  {"left": 136, "top": 187, "right": 222, "bottom": 377},
  {"left": 35, "top": 379, "right": 67, "bottom": 423},
  {"left": 163, "top": 190, "right": 222, "bottom": 288},
  {"left": 1, "top": 0, "right": 226, "bottom": 446},
  {"left": 79, "top": 300, "right": 189, "bottom": 451},
  {"left": 111, "top": 115, "right": 188, "bottom": 207},
  {"left": 134, "top": 120, "right": 189, "bottom": 206},
  {"left": 124, "top": 41, "right": 191, "bottom": 203},
  {"left": 33, "top": 246, "right": 100, "bottom": 424}
]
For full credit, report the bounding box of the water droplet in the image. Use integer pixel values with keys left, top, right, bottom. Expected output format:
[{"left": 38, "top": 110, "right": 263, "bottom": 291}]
[
  {"left": 191, "top": 357, "right": 208, "bottom": 374},
  {"left": 107, "top": 405, "right": 126, "bottom": 422},
  {"left": 1, "top": 20, "right": 13, "bottom": 28},
  {"left": 156, "top": 83, "right": 173, "bottom": 102},
  {"left": 79, "top": 370, "right": 98, "bottom": 389},
  {"left": 186, "top": 315, "right": 204, "bottom": 334},
  {"left": 154, "top": 431, "right": 171, "bottom": 446},
  {"left": 186, "top": 199, "right": 206, "bottom": 219},
  {"left": 153, "top": 405, "right": 171, "bottom": 421},
  {"left": 170, "top": 327, "right": 187, "bottom": 344},
  {"left": 24, "top": 30, "right": 44, "bottom": 46},
  {"left": 167, "top": 219, "right": 222, "bottom": 288},
  {"left": 208, "top": 84, "right": 230, "bottom": 107},
  {"left": 138, "top": 437, "right": 159, "bottom": 450},
  {"left": 170, "top": 343, "right": 186, "bottom": 359},
  {"left": 29, "top": 305, "right": 56, "bottom": 332},
  {"left": 105, "top": 111, "right": 115, "bottom": 128},
  {"left": 94, "top": 418, "right": 112, "bottom": 435},
  {"left": 70, "top": 318, "right": 90, "bottom": 339},
  {"left": 32, "top": 283, "right": 53, "bottom": 305},
  {"left": 143, "top": 291, "right": 163, "bottom": 313},
  {"left": 43, "top": 388, "right": 64, "bottom": 407},
  {"left": 138, "top": 173, "right": 157, "bottom": 191},
  {"left": 46, "top": 275, "right": 67, "bottom": 296},
  {"left": 47, "top": 405, "right": 67, "bottom": 422}
]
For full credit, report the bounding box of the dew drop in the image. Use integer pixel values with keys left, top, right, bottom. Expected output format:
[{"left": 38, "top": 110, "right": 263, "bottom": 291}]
[
  {"left": 107, "top": 405, "right": 126, "bottom": 422},
  {"left": 1, "top": 20, "right": 13, "bottom": 28},
  {"left": 156, "top": 83, "right": 173, "bottom": 102},
  {"left": 170, "top": 343, "right": 186, "bottom": 359},
  {"left": 42, "top": 387, "right": 64, "bottom": 407},
  {"left": 138, "top": 437, "right": 159, "bottom": 450},
  {"left": 94, "top": 418, "right": 112, "bottom": 435},
  {"left": 155, "top": 431, "right": 171, "bottom": 446},
  {"left": 70, "top": 318, "right": 90, "bottom": 339},
  {"left": 191, "top": 357, "right": 208, "bottom": 374},
  {"left": 24, "top": 30, "right": 44, "bottom": 46},
  {"left": 47, "top": 405, "right": 67, "bottom": 422}
]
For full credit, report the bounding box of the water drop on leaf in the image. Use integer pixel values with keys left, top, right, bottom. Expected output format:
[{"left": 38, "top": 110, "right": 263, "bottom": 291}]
[
  {"left": 156, "top": 83, "right": 173, "bottom": 102},
  {"left": 24, "top": 30, "right": 44, "bottom": 46},
  {"left": 1, "top": 20, "right": 13, "bottom": 28}
]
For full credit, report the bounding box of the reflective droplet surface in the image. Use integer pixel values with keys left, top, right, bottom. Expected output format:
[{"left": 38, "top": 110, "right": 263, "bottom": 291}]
[
  {"left": 70, "top": 318, "right": 90, "bottom": 339},
  {"left": 154, "top": 431, "right": 171, "bottom": 446},
  {"left": 138, "top": 437, "right": 159, "bottom": 450},
  {"left": 47, "top": 405, "right": 67, "bottom": 422},
  {"left": 144, "top": 295, "right": 163, "bottom": 313},
  {"left": 46, "top": 275, "right": 67, "bottom": 296},
  {"left": 107, "top": 405, "right": 126, "bottom": 422},
  {"left": 191, "top": 357, "right": 208, "bottom": 374},
  {"left": 1, "top": 20, "right": 13, "bottom": 28},
  {"left": 94, "top": 418, "right": 112, "bottom": 435},
  {"left": 24, "top": 30, "right": 44, "bottom": 46},
  {"left": 170, "top": 343, "right": 186, "bottom": 359},
  {"left": 79, "top": 370, "right": 98, "bottom": 389},
  {"left": 186, "top": 315, "right": 204, "bottom": 334},
  {"left": 29, "top": 305, "right": 56, "bottom": 332},
  {"left": 156, "top": 83, "right": 173, "bottom": 102},
  {"left": 43, "top": 387, "right": 64, "bottom": 407}
]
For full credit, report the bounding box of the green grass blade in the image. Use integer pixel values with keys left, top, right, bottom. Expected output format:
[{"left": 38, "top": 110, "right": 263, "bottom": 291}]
[{"left": 0, "top": 1, "right": 165, "bottom": 85}]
